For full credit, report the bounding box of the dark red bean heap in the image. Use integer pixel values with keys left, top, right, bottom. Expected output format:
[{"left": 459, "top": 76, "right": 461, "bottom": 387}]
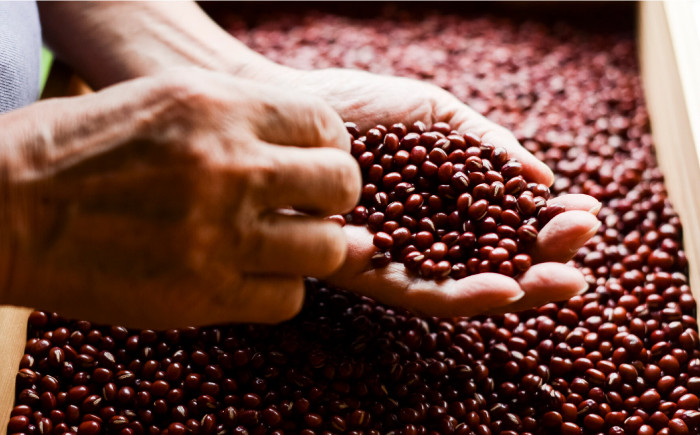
[
  {"left": 11, "top": 5, "right": 700, "bottom": 435},
  {"left": 342, "top": 121, "right": 554, "bottom": 279}
]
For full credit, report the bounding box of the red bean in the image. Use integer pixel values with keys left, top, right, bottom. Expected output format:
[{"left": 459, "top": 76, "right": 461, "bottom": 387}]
[
  {"left": 489, "top": 247, "right": 510, "bottom": 263},
  {"left": 428, "top": 242, "right": 448, "bottom": 261},
  {"left": 560, "top": 422, "right": 582, "bottom": 435},
  {"left": 468, "top": 199, "right": 489, "bottom": 221},
  {"left": 669, "top": 418, "right": 689, "bottom": 435},
  {"left": 501, "top": 161, "right": 523, "bottom": 178},
  {"left": 7, "top": 416, "right": 29, "bottom": 433},
  {"left": 370, "top": 251, "right": 392, "bottom": 268},
  {"left": 77, "top": 420, "right": 101, "bottom": 435},
  {"left": 382, "top": 172, "right": 402, "bottom": 190},
  {"left": 409, "top": 145, "right": 427, "bottom": 164},
  {"left": 640, "top": 389, "right": 661, "bottom": 410},
  {"left": 512, "top": 254, "right": 532, "bottom": 272},
  {"left": 517, "top": 225, "right": 538, "bottom": 244},
  {"left": 516, "top": 195, "right": 536, "bottom": 216},
  {"left": 677, "top": 393, "right": 699, "bottom": 410}
]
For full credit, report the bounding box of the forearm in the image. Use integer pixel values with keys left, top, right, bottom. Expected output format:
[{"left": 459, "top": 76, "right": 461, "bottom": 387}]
[{"left": 38, "top": 1, "right": 285, "bottom": 88}]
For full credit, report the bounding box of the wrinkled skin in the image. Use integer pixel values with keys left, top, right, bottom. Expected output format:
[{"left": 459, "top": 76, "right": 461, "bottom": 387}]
[{"left": 1, "top": 70, "right": 361, "bottom": 328}]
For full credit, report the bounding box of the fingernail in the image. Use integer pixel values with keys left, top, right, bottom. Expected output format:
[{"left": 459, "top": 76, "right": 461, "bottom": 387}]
[
  {"left": 581, "top": 220, "right": 602, "bottom": 240},
  {"left": 588, "top": 201, "right": 602, "bottom": 215},
  {"left": 542, "top": 165, "right": 555, "bottom": 186},
  {"left": 568, "top": 221, "right": 602, "bottom": 256},
  {"left": 576, "top": 282, "right": 590, "bottom": 295},
  {"left": 502, "top": 290, "right": 526, "bottom": 305},
  {"left": 588, "top": 220, "right": 602, "bottom": 236}
]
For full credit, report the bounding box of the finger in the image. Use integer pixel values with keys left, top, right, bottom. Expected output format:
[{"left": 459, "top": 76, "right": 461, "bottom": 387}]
[
  {"left": 331, "top": 263, "right": 524, "bottom": 318},
  {"left": 479, "top": 126, "right": 554, "bottom": 186},
  {"left": 449, "top": 104, "right": 553, "bottom": 185},
  {"left": 239, "top": 213, "right": 347, "bottom": 278},
  {"left": 487, "top": 263, "right": 588, "bottom": 315},
  {"left": 328, "top": 224, "right": 377, "bottom": 279},
  {"left": 251, "top": 92, "right": 350, "bottom": 152},
  {"left": 260, "top": 144, "right": 361, "bottom": 215},
  {"left": 327, "top": 225, "right": 524, "bottom": 317},
  {"left": 209, "top": 275, "right": 306, "bottom": 324},
  {"left": 532, "top": 210, "right": 601, "bottom": 263},
  {"left": 547, "top": 194, "right": 602, "bottom": 214}
]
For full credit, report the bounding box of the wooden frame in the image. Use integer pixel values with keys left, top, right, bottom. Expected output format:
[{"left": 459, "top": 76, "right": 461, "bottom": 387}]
[{"left": 639, "top": 1, "right": 700, "bottom": 313}]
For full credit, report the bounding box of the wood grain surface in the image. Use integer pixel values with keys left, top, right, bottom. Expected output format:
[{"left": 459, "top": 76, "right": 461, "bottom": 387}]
[
  {"left": 0, "top": 307, "right": 32, "bottom": 433},
  {"left": 639, "top": 1, "right": 700, "bottom": 326}
]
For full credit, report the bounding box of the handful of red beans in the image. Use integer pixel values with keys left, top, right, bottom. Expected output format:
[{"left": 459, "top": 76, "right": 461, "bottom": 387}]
[
  {"left": 10, "top": 5, "right": 700, "bottom": 435},
  {"left": 342, "top": 120, "right": 561, "bottom": 279}
]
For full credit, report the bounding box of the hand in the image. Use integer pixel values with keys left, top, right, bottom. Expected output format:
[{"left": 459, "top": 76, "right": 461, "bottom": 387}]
[
  {"left": 329, "top": 195, "right": 600, "bottom": 317},
  {"left": 35, "top": 0, "right": 598, "bottom": 318},
  {"left": 277, "top": 68, "right": 600, "bottom": 316},
  {"left": 2, "top": 68, "right": 361, "bottom": 328}
]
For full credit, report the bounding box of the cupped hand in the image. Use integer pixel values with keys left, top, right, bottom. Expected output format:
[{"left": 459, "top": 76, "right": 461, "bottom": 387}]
[
  {"left": 287, "top": 68, "right": 554, "bottom": 185},
  {"left": 4, "top": 68, "right": 360, "bottom": 328},
  {"left": 327, "top": 195, "right": 600, "bottom": 317},
  {"left": 282, "top": 68, "right": 601, "bottom": 316}
]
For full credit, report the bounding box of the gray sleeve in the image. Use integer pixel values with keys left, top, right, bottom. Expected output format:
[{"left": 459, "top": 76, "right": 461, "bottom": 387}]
[{"left": 0, "top": 1, "right": 41, "bottom": 113}]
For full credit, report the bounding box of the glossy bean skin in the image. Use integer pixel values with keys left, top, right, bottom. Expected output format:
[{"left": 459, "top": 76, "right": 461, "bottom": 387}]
[{"left": 349, "top": 122, "right": 545, "bottom": 279}]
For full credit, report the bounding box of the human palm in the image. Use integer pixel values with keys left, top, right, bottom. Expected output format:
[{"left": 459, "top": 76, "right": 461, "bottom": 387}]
[{"left": 291, "top": 68, "right": 601, "bottom": 316}]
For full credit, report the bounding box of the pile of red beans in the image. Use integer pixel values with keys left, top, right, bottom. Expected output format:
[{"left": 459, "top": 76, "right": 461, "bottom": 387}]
[
  {"left": 342, "top": 120, "right": 558, "bottom": 279},
  {"left": 10, "top": 5, "right": 700, "bottom": 435}
]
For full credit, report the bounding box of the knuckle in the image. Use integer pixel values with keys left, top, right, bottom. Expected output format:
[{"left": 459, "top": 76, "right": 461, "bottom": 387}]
[
  {"left": 154, "top": 70, "right": 243, "bottom": 129},
  {"left": 245, "top": 153, "right": 280, "bottom": 190},
  {"left": 158, "top": 69, "right": 216, "bottom": 107},
  {"left": 226, "top": 153, "right": 279, "bottom": 199},
  {"left": 308, "top": 98, "right": 349, "bottom": 151},
  {"left": 147, "top": 70, "right": 226, "bottom": 137}
]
